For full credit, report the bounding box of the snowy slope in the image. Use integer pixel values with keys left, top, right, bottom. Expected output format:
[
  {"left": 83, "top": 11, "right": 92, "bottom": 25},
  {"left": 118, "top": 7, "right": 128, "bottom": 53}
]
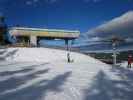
[
  {"left": 0, "top": 47, "right": 102, "bottom": 63},
  {"left": 0, "top": 47, "right": 133, "bottom": 100}
]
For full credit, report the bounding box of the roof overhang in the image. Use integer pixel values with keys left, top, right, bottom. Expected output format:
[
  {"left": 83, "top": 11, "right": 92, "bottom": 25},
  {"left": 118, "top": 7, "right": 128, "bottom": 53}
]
[{"left": 9, "top": 27, "right": 80, "bottom": 40}]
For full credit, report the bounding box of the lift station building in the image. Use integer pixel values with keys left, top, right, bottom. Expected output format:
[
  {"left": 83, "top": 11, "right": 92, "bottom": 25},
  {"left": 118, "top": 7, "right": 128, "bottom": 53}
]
[{"left": 9, "top": 27, "right": 80, "bottom": 46}]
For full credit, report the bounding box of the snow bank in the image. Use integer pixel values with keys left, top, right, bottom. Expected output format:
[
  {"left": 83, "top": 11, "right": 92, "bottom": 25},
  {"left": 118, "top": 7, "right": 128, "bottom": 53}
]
[{"left": 1, "top": 47, "right": 103, "bottom": 64}]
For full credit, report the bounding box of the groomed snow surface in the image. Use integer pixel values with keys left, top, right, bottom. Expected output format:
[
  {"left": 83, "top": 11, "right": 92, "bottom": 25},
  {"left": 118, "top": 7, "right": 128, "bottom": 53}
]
[{"left": 0, "top": 47, "right": 133, "bottom": 100}]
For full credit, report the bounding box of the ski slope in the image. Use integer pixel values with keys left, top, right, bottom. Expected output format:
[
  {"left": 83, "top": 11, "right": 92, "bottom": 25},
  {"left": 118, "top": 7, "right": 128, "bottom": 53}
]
[
  {"left": 0, "top": 47, "right": 133, "bottom": 100},
  {"left": 0, "top": 47, "right": 102, "bottom": 63}
]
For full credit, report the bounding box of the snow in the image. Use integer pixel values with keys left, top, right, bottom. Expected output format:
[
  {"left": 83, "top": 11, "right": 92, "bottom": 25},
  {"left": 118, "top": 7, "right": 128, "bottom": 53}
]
[
  {"left": 120, "top": 61, "right": 133, "bottom": 68},
  {"left": 0, "top": 47, "right": 133, "bottom": 100},
  {"left": 1, "top": 47, "right": 101, "bottom": 63}
]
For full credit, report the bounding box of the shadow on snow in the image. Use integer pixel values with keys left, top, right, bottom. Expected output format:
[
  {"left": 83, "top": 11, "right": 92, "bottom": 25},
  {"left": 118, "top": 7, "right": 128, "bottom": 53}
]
[
  {"left": 83, "top": 66, "right": 133, "bottom": 100},
  {"left": 0, "top": 67, "right": 50, "bottom": 96},
  {"left": 0, "top": 48, "right": 18, "bottom": 61},
  {"left": 0, "top": 67, "right": 72, "bottom": 100}
]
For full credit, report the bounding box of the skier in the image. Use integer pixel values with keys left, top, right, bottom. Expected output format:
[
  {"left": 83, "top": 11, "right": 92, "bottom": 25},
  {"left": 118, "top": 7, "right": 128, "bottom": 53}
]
[{"left": 127, "top": 54, "right": 133, "bottom": 68}]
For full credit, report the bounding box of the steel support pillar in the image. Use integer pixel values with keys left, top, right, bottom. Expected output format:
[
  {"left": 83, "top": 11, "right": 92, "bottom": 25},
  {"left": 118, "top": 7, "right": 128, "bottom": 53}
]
[
  {"left": 112, "top": 42, "right": 117, "bottom": 66},
  {"left": 30, "top": 36, "right": 37, "bottom": 47},
  {"left": 65, "top": 39, "right": 71, "bottom": 63}
]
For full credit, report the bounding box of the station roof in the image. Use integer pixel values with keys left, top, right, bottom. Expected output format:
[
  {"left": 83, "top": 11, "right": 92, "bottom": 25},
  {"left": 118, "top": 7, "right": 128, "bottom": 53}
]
[{"left": 9, "top": 27, "right": 80, "bottom": 39}]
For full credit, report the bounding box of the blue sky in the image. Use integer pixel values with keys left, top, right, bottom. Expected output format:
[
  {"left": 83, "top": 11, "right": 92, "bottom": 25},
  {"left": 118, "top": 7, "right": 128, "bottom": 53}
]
[{"left": 0, "top": 0, "right": 133, "bottom": 33}]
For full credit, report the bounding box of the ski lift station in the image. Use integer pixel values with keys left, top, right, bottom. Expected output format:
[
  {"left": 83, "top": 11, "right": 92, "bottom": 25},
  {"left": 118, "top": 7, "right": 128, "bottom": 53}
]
[{"left": 9, "top": 27, "right": 80, "bottom": 46}]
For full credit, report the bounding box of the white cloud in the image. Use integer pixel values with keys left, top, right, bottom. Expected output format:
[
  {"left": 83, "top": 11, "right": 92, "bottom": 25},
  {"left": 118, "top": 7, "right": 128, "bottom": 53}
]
[
  {"left": 0, "top": 12, "right": 4, "bottom": 16},
  {"left": 84, "top": 0, "right": 102, "bottom": 3},
  {"left": 26, "top": 1, "right": 33, "bottom": 5},
  {"left": 87, "top": 11, "right": 133, "bottom": 39},
  {"left": 25, "top": 0, "right": 40, "bottom": 6},
  {"left": 33, "top": 0, "right": 39, "bottom": 2},
  {"left": 93, "top": 0, "right": 101, "bottom": 3},
  {"left": 46, "top": 0, "right": 58, "bottom": 3}
]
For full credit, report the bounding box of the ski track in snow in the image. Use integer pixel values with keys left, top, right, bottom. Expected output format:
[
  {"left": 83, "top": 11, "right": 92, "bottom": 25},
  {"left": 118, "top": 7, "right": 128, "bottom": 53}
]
[{"left": 0, "top": 47, "right": 133, "bottom": 100}]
